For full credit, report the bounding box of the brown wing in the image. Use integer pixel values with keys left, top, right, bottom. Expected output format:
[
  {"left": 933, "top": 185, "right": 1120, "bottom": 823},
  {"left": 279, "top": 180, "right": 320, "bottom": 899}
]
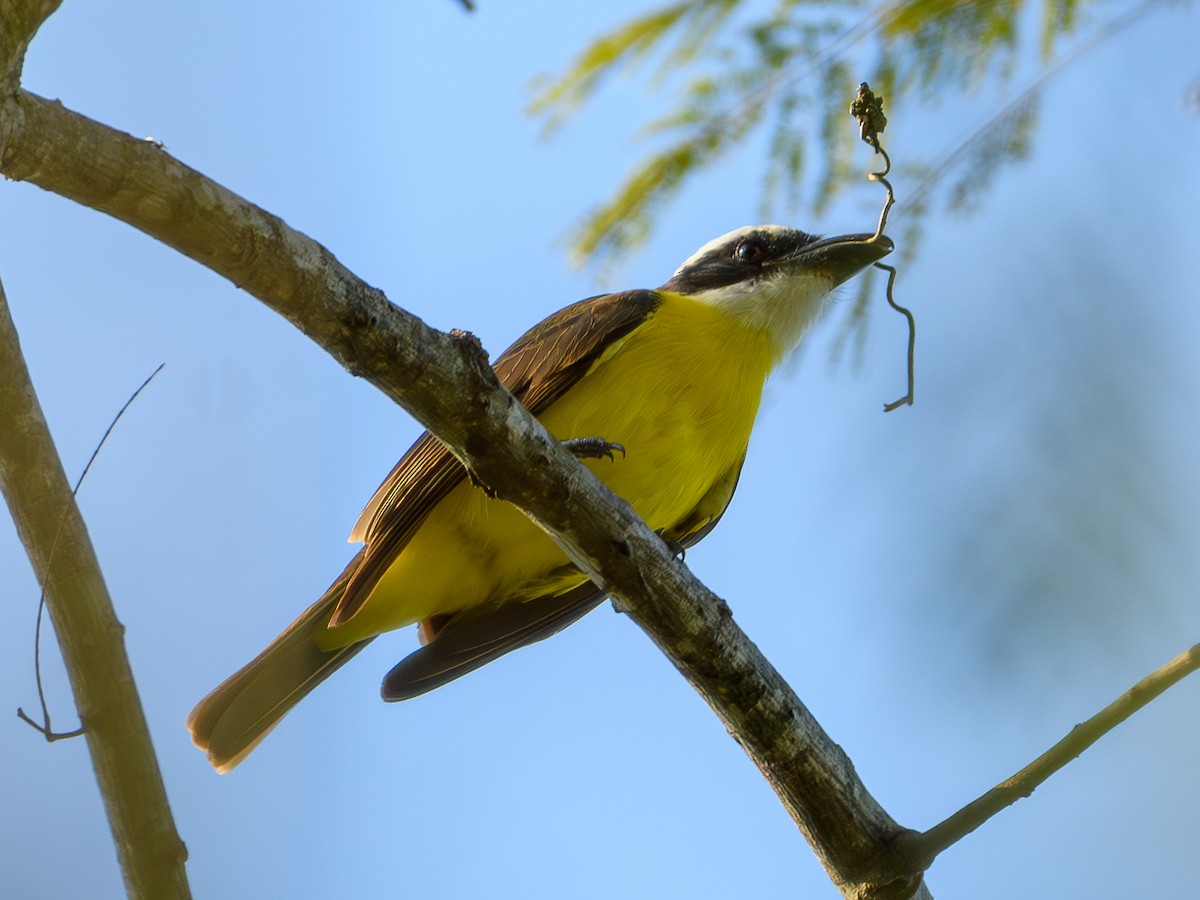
[
  {"left": 491, "top": 290, "right": 662, "bottom": 415},
  {"left": 330, "top": 290, "right": 663, "bottom": 626},
  {"left": 378, "top": 581, "right": 609, "bottom": 700}
]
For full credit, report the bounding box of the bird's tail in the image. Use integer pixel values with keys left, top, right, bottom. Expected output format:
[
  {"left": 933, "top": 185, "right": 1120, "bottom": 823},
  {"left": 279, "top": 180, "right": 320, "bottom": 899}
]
[{"left": 187, "top": 553, "right": 372, "bottom": 773}]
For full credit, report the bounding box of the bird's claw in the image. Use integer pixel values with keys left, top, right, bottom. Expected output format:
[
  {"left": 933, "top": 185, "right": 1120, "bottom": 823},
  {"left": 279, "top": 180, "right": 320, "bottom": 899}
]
[{"left": 563, "top": 437, "right": 626, "bottom": 462}]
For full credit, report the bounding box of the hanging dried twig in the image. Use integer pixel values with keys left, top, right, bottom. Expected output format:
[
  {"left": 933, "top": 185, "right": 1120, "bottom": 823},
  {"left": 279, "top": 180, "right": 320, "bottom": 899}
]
[{"left": 850, "top": 82, "right": 914, "bottom": 412}]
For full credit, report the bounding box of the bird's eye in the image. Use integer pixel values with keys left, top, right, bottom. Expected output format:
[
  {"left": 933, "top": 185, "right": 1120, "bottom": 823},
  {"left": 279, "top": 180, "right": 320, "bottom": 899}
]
[{"left": 734, "top": 238, "right": 765, "bottom": 264}]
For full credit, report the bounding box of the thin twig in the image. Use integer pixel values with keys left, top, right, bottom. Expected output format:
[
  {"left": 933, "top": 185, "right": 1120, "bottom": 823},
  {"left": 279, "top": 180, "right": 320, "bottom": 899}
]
[
  {"left": 15, "top": 605, "right": 83, "bottom": 738},
  {"left": 17, "top": 363, "right": 164, "bottom": 741},
  {"left": 899, "top": 642, "right": 1200, "bottom": 868},
  {"left": 869, "top": 145, "right": 894, "bottom": 242}
]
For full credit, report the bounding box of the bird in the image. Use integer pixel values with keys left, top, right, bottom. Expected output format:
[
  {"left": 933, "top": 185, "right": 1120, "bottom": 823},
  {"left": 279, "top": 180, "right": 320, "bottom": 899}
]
[{"left": 187, "top": 224, "right": 893, "bottom": 772}]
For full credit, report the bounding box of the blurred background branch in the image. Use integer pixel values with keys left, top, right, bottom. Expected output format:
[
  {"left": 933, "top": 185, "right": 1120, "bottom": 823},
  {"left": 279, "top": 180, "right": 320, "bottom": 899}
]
[{"left": 905, "top": 640, "right": 1200, "bottom": 866}]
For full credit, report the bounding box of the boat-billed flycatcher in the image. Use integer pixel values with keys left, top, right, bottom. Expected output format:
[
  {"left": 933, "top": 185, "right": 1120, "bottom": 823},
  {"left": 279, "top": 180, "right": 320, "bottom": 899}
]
[{"left": 188, "top": 224, "right": 892, "bottom": 772}]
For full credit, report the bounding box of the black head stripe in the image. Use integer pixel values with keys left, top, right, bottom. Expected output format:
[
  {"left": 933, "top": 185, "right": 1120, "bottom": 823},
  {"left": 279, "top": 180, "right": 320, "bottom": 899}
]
[{"left": 659, "top": 227, "right": 820, "bottom": 294}]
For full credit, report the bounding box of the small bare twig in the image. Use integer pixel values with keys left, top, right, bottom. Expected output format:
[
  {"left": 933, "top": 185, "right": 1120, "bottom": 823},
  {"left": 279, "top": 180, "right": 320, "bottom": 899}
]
[
  {"left": 850, "top": 83, "right": 914, "bottom": 412},
  {"left": 17, "top": 363, "right": 163, "bottom": 741},
  {"left": 14, "top": 603, "right": 84, "bottom": 739}
]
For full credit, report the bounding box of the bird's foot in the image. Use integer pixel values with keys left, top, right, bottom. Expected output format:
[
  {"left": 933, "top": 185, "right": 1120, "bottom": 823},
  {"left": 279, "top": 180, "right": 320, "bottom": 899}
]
[{"left": 563, "top": 437, "right": 626, "bottom": 461}]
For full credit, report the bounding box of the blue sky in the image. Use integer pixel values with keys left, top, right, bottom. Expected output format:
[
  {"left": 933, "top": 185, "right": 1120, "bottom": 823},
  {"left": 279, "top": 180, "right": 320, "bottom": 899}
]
[{"left": 3, "top": 2, "right": 1199, "bottom": 898}]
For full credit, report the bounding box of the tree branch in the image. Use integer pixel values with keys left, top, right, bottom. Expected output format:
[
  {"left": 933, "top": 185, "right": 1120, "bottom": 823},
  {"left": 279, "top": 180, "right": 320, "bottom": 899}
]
[
  {"left": 0, "top": 5, "right": 190, "bottom": 897},
  {"left": 899, "top": 641, "right": 1200, "bottom": 868},
  {"left": 0, "top": 90, "right": 925, "bottom": 897},
  {"left": 0, "top": 276, "right": 192, "bottom": 898},
  {"left": 0, "top": 0, "right": 60, "bottom": 86}
]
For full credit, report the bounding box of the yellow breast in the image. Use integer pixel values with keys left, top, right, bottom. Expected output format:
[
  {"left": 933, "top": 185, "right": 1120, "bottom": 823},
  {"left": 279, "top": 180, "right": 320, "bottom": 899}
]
[{"left": 320, "top": 292, "right": 776, "bottom": 647}]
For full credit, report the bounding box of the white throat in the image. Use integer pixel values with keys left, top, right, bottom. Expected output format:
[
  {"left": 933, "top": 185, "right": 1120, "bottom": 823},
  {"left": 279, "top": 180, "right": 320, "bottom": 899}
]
[{"left": 688, "top": 268, "right": 835, "bottom": 363}]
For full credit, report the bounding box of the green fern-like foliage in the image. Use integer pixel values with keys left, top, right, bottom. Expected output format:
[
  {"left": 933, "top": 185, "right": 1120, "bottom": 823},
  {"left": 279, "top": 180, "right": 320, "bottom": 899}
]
[{"left": 530, "top": 0, "right": 1168, "bottom": 269}]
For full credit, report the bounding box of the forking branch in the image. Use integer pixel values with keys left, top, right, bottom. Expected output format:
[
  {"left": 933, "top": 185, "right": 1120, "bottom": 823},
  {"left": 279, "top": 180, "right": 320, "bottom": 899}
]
[
  {"left": 0, "top": 89, "right": 923, "bottom": 900},
  {"left": 0, "top": 9, "right": 922, "bottom": 899}
]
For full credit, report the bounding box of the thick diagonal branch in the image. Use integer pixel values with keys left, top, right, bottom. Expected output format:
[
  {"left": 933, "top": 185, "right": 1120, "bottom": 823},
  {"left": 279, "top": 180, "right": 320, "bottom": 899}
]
[{"left": 0, "top": 91, "right": 923, "bottom": 897}]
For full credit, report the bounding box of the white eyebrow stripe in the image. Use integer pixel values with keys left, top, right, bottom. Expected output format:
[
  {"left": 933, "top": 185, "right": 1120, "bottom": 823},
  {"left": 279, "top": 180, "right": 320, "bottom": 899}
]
[{"left": 672, "top": 224, "right": 794, "bottom": 276}]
